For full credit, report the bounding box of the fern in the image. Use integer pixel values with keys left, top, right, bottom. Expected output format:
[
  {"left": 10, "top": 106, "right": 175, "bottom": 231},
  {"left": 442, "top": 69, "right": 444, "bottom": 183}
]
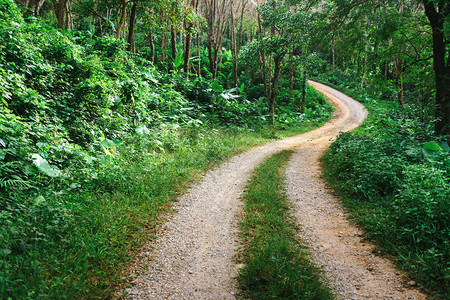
[{"left": 0, "top": 176, "right": 34, "bottom": 190}]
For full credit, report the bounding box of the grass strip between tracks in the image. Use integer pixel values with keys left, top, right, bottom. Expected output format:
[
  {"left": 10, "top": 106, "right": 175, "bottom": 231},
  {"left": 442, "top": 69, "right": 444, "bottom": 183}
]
[{"left": 237, "top": 150, "right": 333, "bottom": 299}]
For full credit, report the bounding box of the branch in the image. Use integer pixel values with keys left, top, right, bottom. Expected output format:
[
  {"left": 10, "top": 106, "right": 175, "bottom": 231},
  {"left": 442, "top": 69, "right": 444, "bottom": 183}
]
[{"left": 398, "top": 54, "right": 433, "bottom": 77}]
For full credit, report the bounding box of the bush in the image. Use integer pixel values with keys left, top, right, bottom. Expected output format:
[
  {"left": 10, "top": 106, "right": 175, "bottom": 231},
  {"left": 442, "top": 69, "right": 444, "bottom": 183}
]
[{"left": 322, "top": 91, "right": 450, "bottom": 296}]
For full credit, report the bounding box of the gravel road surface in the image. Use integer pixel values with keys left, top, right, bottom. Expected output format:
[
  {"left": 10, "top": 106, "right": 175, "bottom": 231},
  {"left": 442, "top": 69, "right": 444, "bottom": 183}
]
[{"left": 125, "top": 81, "right": 426, "bottom": 299}]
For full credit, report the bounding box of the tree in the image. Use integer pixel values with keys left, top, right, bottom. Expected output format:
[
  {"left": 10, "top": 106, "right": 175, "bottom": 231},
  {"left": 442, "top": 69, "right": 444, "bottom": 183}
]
[
  {"left": 422, "top": 0, "right": 449, "bottom": 135},
  {"left": 53, "top": 0, "right": 72, "bottom": 29},
  {"left": 203, "top": 0, "right": 233, "bottom": 79},
  {"left": 239, "top": 0, "right": 312, "bottom": 125}
]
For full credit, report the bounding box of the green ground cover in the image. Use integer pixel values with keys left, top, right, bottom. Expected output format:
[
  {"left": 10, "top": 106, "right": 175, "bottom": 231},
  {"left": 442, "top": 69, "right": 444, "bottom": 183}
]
[
  {"left": 237, "top": 150, "right": 333, "bottom": 299},
  {"left": 318, "top": 72, "right": 450, "bottom": 298},
  {"left": 0, "top": 0, "right": 333, "bottom": 297}
]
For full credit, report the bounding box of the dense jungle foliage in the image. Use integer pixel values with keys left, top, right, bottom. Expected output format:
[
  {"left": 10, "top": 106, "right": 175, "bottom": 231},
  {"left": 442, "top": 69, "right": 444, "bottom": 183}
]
[
  {"left": 318, "top": 71, "right": 450, "bottom": 298},
  {"left": 1, "top": 0, "right": 449, "bottom": 297},
  {"left": 0, "top": 0, "right": 333, "bottom": 297}
]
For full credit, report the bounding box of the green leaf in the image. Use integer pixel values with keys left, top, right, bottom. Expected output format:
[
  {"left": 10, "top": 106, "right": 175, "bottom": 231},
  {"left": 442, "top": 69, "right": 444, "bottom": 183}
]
[
  {"left": 99, "top": 155, "right": 111, "bottom": 165},
  {"left": 424, "top": 141, "right": 442, "bottom": 151},
  {"left": 136, "top": 125, "right": 150, "bottom": 136},
  {"left": 100, "top": 139, "right": 116, "bottom": 149},
  {"left": 31, "top": 153, "right": 61, "bottom": 178},
  {"left": 0, "top": 138, "right": 6, "bottom": 148},
  {"left": 211, "top": 82, "right": 223, "bottom": 92},
  {"left": 36, "top": 142, "right": 48, "bottom": 150},
  {"left": 84, "top": 156, "right": 97, "bottom": 164},
  {"left": 0, "top": 249, "right": 11, "bottom": 256},
  {"left": 34, "top": 195, "right": 46, "bottom": 205},
  {"left": 437, "top": 142, "right": 450, "bottom": 152}
]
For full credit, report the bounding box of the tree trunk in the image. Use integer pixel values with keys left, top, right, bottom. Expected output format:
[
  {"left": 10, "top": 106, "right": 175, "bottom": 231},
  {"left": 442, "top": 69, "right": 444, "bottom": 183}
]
[
  {"left": 126, "top": 0, "right": 137, "bottom": 53},
  {"left": 269, "top": 55, "right": 283, "bottom": 126},
  {"left": 301, "top": 69, "right": 306, "bottom": 113},
  {"left": 289, "top": 49, "right": 294, "bottom": 98},
  {"left": 116, "top": 0, "right": 127, "bottom": 40},
  {"left": 331, "top": 38, "right": 335, "bottom": 69},
  {"left": 161, "top": 30, "right": 168, "bottom": 63},
  {"left": 361, "top": 17, "right": 369, "bottom": 89},
  {"left": 183, "top": 27, "right": 192, "bottom": 75},
  {"left": 207, "top": 35, "right": 214, "bottom": 76},
  {"left": 149, "top": 32, "right": 155, "bottom": 63},
  {"left": 258, "top": 14, "right": 268, "bottom": 97},
  {"left": 398, "top": 72, "right": 404, "bottom": 106},
  {"left": 65, "top": 0, "right": 72, "bottom": 30},
  {"left": 171, "top": 25, "right": 177, "bottom": 62},
  {"left": 53, "top": 0, "right": 69, "bottom": 29},
  {"left": 34, "top": 0, "right": 45, "bottom": 16},
  {"left": 237, "top": 0, "right": 247, "bottom": 53},
  {"left": 197, "top": 33, "right": 201, "bottom": 77},
  {"left": 260, "top": 52, "right": 268, "bottom": 97},
  {"left": 423, "top": 0, "right": 450, "bottom": 135},
  {"left": 230, "top": 10, "right": 238, "bottom": 89}
]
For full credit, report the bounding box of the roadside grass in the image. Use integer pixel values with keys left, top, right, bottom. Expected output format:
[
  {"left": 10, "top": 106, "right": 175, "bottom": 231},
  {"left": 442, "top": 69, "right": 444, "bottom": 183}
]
[
  {"left": 0, "top": 120, "right": 334, "bottom": 299},
  {"left": 319, "top": 80, "right": 450, "bottom": 298},
  {"left": 237, "top": 151, "right": 333, "bottom": 299}
]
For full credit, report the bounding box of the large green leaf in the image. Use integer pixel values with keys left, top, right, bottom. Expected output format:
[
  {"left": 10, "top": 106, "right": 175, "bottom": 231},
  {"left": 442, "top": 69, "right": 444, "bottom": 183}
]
[
  {"left": 424, "top": 141, "right": 442, "bottom": 151},
  {"left": 31, "top": 153, "right": 61, "bottom": 178},
  {"left": 135, "top": 125, "right": 150, "bottom": 136}
]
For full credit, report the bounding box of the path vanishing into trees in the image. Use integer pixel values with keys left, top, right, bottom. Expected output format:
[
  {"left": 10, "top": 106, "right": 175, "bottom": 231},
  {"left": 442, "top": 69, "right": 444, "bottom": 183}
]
[{"left": 125, "top": 82, "right": 427, "bottom": 299}]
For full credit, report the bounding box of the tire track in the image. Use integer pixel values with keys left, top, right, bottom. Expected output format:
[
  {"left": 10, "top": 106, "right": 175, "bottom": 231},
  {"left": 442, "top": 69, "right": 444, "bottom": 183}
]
[{"left": 125, "top": 81, "right": 425, "bottom": 299}]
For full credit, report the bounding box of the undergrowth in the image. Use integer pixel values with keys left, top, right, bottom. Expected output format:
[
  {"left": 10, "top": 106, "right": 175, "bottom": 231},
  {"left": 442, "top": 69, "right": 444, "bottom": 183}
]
[
  {"left": 237, "top": 151, "right": 333, "bottom": 299},
  {"left": 0, "top": 0, "right": 334, "bottom": 297},
  {"left": 319, "top": 71, "right": 450, "bottom": 298}
]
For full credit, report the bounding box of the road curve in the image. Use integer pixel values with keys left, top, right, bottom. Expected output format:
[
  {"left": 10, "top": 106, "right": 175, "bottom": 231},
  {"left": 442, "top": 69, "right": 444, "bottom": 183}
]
[{"left": 125, "top": 81, "right": 425, "bottom": 299}]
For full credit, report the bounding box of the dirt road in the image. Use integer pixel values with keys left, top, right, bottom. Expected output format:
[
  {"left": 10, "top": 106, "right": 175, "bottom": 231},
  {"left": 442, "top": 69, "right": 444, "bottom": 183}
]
[{"left": 126, "top": 81, "right": 426, "bottom": 299}]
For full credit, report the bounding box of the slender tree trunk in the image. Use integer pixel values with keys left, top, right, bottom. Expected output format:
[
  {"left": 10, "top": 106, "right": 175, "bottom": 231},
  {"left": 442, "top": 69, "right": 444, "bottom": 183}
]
[
  {"left": 116, "top": 0, "right": 127, "bottom": 39},
  {"left": 230, "top": 10, "right": 238, "bottom": 89},
  {"left": 257, "top": 15, "right": 268, "bottom": 97},
  {"left": 161, "top": 30, "right": 168, "bottom": 63},
  {"left": 269, "top": 55, "right": 283, "bottom": 126},
  {"left": 207, "top": 35, "right": 214, "bottom": 75},
  {"left": 184, "top": 27, "right": 192, "bottom": 75},
  {"left": 361, "top": 17, "right": 369, "bottom": 89},
  {"left": 65, "top": 0, "right": 72, "bottom": 30},
  {"left": 289, "top": 49, "right": 294, "bottom": 98},
  {"left": 398, "top": 72, "right": 404, "bottom": 106},
  {"left": 301, "top": 69, "right": 306, "bottom": 113},
  {"left": 149, "top": 32, "right": 155, "bottom": 63},
  {"left": 331, "top": 38, "right": 335, "bottom": 69},
  {"left": 260, "top": 52, "right": 268, "bottom": 97},
  {"left": 237, "top": 0, "right": 247, "bottom": 53},
  {"left": 197, "top": 33, "right": 201, "bottom": 77},
  {"left": 171, "top": 25, "right": 177, "bottom": 61},
  {"left": 126, "top": 0, "right": 137, "bottom": 52}
]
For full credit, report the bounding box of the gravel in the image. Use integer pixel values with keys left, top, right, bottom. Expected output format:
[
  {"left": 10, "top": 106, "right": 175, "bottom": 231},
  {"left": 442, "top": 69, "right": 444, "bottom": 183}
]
[{"left": 124, "top": 81, "right": 426, "bottom": 299}]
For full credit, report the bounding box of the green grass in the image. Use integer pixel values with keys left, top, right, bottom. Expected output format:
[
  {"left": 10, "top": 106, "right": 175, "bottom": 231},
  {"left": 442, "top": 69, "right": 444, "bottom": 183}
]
[
  {"left": 0, "top": 121, "right": 335, "bottom": 299},
  {"left": 237, "top": 151, "right": 333, "bottom": 300}
]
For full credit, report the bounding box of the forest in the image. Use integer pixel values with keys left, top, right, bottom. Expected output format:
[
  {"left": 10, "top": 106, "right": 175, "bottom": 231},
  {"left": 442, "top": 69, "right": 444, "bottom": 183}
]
[{"left": 0, "top": 0, "right": 449, "bottom": 298}]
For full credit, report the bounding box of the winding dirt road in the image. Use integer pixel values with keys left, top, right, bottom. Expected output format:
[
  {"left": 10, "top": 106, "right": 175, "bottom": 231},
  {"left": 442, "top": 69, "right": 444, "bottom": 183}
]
[{"left": 125, "top": 81, "right": 427, "bottom": 299}]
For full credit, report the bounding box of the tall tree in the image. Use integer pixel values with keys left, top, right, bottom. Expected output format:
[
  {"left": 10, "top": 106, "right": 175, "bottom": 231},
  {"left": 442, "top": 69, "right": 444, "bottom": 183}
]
[
  {"left": 126, "top": 0, "right": 137, "bottom": 52},
  {"left": 422, "top": 0, "right": 449, "bottom": 135},
  {"left": 240, "top": 0, "right": 312, "bottom": 124},
  {"left": 204, "top": 0, "right": 232, "bottom": 79}
]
